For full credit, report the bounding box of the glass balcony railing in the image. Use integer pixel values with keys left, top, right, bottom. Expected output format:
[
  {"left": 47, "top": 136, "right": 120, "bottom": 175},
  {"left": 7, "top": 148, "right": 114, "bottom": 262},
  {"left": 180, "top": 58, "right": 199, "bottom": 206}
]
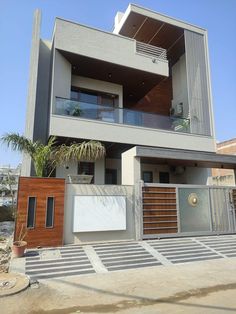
[{"left": 54, "top": 97, "right": 190, "bottom": 134}]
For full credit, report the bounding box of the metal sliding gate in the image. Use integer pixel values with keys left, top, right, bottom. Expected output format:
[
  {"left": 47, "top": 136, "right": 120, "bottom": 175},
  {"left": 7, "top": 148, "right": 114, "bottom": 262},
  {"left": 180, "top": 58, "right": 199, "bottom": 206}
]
[{"left": 142, "top": 183, "right": 236, "bottom": 239}]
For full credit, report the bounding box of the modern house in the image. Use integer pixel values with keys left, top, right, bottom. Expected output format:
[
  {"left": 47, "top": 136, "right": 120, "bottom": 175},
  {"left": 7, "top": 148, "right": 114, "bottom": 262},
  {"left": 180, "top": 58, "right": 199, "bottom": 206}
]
[{"left": 17, "top": 4, "right": 236, "bottom": 247}]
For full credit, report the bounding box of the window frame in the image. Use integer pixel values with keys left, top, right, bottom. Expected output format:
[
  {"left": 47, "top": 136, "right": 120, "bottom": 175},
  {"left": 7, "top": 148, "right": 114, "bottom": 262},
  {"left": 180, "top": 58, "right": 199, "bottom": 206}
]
[
  {"left": 26, "top": 196, "right": 36, "bottom": 229},
  {"left": 142, "top": 171, "right": 153, "bottom": 183},
  {"left": 45, "top": 196, "right": 55, "bottom": 229}
]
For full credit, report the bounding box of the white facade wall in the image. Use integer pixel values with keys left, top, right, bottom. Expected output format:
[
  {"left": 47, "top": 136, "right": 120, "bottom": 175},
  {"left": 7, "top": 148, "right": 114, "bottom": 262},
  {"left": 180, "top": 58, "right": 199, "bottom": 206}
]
[
  {"left": 64, "top": 184, "right": 135, "bottom": 244},
  {"left": 56, "top": 158, "right": 105, "bottom": 184},
  {"left": 185, "top": 167, "right": 211, "bottom": 185}
]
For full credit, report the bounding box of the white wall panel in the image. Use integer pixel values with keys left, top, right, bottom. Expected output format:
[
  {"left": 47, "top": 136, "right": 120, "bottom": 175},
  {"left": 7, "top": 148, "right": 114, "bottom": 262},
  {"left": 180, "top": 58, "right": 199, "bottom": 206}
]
[{"left": 73, "top": 195, "right": 126, "bottom": 232}]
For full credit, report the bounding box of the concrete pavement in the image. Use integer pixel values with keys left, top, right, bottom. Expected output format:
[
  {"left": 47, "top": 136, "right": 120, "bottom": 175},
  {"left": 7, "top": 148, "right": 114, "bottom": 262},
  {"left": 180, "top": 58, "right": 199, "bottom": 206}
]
[{"left": 2, "top": 256, "right": 236, "bottom": 313}]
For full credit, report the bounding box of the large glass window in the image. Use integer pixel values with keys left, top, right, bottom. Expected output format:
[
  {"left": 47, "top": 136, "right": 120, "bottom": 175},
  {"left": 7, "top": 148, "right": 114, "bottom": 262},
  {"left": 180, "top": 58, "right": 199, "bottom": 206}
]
[{"left": 71, "top": 88, "right": 118, "bottom": 107}]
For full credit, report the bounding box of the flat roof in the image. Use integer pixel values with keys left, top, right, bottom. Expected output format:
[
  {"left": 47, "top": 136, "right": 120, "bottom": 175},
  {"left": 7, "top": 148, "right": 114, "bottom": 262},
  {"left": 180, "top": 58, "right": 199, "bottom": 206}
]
[
  {"left": 114, "top": 3, "right": 206, "bottom": 35},
  {"left": 135, "top": 146, "right": 236, "bottom": 169}
]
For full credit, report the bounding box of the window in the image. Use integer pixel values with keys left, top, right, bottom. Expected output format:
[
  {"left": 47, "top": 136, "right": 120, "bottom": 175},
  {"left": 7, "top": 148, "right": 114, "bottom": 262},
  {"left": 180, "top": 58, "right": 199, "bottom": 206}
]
[
  {"left": 71, "top": 88, "right": 118, "bottom": 107},
  {"left": 159, "top": 172, "right": 170, "bottom": 183},
  {"left": 105, "top": 169, "right": 117, "bottom": 184},
  {"left": 27, "top": 197, "right": 36, "bottom": 228},
  {"left": 46, "top": 197, "right": 54, "bottom": 228},
  {"left": 78, "top": 162, "right": 95, "bottom": 183},
  {"left": 142, "top": 171, "right": 153, "bottom": 183}
]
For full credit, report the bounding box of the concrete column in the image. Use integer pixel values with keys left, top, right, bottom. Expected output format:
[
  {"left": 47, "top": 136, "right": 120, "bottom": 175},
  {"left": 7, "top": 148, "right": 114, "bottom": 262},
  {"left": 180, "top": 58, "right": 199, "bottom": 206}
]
[
  {"left": 121, "top": 147, "right": 141, "bottom": 185},
  {"left": 122, "top": 147, "right": 142, "bottom": 241},
  {"left": 95, "top": 158, "right": 105, "bottom": 184}
]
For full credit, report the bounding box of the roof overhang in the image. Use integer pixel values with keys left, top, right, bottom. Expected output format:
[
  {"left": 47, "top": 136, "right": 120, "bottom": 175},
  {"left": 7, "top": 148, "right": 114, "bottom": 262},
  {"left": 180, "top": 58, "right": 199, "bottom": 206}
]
[
  {"left": 113, "top": 4, "right": 206, "bottom": 66},
  {"left": 114, "top": 4, "right": 206, "bottom": 36},
  {"left": 135, "top": 146, "right": 236, "bottom": 169}
]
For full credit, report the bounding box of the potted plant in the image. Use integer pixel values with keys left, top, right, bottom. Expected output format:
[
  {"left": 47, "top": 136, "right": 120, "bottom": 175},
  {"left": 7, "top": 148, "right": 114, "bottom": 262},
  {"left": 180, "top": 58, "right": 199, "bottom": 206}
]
[
  {"left": 72, "top": 104, "right": 83, "bottom": 117},
  {"left": 12, "top": 224, "right": 27, "bottom": 258}
]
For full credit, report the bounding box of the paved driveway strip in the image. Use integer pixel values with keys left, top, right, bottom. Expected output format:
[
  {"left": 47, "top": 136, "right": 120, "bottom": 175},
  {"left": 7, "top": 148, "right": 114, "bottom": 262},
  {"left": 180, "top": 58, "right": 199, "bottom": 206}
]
[{"left": 21, "top": 235, "right": 236, "bottom": 280}]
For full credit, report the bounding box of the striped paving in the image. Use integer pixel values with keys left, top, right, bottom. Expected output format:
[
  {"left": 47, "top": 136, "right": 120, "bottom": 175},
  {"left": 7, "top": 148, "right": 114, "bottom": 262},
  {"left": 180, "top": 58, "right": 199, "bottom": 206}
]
[
  {"left": 197, "top": 235, "right": 236, "bottom": 258},
  {"left": 93, "top": 242, "right": 162, "bottom": 271},
  {"left": 24, "top": 235, "right": 236, "bottom": 280},
  {"left": 25, "top": 245, "right": 95, "bottom": 280},
  {"left": 147, "top": 237, "right": 223, "bottom": 264}
]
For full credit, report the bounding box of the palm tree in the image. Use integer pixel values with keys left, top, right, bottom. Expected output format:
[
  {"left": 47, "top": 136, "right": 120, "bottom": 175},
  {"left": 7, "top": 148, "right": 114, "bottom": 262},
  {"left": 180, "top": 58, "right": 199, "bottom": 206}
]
[{"left": 1, "top": 133, "right": 105, "bottom": 177}]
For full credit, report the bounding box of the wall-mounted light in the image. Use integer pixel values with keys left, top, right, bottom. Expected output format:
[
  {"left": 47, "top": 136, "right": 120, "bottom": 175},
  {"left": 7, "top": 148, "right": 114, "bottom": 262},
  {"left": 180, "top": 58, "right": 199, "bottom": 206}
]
[{"left": 108, "top": 73, "right": 112, "bottom": 78}]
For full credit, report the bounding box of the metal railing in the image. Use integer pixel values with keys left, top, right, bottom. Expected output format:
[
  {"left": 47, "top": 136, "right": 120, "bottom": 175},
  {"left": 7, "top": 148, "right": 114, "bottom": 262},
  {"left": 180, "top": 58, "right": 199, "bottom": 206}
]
[
  {"left": 136, "top": 41, "right": 167, "bottom": 61},
  {"left": 54, "top": 97, "right": 190, "bottom": 134}
]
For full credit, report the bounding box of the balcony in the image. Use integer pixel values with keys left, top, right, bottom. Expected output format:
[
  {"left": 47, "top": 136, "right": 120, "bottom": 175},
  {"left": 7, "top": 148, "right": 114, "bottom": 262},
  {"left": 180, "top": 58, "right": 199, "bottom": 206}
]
[{"left": 53, "top": 97, "right": 190, "bottom": 134}]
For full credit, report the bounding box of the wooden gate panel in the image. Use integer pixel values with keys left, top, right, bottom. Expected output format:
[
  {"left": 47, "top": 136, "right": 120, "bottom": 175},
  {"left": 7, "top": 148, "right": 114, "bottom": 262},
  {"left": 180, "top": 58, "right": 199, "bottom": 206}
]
[{"left": 142, "top": 186, "right": 178, "bottom": 236}]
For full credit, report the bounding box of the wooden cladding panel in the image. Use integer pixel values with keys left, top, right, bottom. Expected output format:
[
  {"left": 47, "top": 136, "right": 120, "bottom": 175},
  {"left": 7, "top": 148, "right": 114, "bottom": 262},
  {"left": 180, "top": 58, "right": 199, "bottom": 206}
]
[
  {"left": 143, "top": 228, "right": 178, "bottom": 235},
  {"left": 143, "top": 204, "right": 177, "bottom": 210},
  {"left": 143, "top": 216, "right": 177, "bottom": 222},
  {"left": 143, "top": 198, "right": 176, "bottom": 204},
  {"left": 143, "top": 211, "right": 177, "bottom": 218},
  {"left": 144, "top": 228, "right": 178, "bottom": 235},
  {"left": 142, "top": 186, "right": 178, "bottom": 236},
  {"left": 15, "top": 177, "right": 65, "bottom": 248},
  {"left": 143, "top": 187, "right": 176, "bottom": 193},
  {"left": 133, "top": 77, "right": 173, "bottom": 117},
  {"left": 144, "top": 222, "right": 177, "bottom": 228},
  {"left": 143, "top": 192, "right": 176, "bottom": 198}
]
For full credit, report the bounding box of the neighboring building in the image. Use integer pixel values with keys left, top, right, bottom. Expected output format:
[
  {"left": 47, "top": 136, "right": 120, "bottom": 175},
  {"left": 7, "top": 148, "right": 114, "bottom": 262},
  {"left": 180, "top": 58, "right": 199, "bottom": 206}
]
[
  {"left": 18, "top": 4, "right": 236, "bottom": 245},
  {"left": 0, "top": 164, "right": 21, "bottom": 206},
  {"left": 210, "top": 138, "right": 236, "bottom": 186}
]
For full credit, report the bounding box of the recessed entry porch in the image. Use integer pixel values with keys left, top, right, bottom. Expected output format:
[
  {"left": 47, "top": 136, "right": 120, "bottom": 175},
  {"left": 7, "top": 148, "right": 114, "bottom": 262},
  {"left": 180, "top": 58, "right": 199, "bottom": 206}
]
[{"left": 122, "top": 146, "right": 236, "bottom": 239}]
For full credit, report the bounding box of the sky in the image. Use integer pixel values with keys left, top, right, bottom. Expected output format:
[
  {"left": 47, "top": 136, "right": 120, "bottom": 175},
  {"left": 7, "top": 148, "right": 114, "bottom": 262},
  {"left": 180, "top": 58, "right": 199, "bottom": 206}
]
[{"left": 0, "top": 0, "right": 235, "bottom": 167}]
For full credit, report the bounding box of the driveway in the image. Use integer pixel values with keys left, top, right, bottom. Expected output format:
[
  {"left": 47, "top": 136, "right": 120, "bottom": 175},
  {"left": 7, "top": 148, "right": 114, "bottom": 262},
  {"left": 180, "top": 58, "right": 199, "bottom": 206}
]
[{"left": 11, "top": 234, "right": 236, "bottom": 280}]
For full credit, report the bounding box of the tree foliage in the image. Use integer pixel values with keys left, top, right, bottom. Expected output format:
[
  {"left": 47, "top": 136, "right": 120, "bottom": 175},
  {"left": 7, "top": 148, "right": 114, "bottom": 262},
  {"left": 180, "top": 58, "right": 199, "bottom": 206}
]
[{"left": 1, "top": 133, "right": 106, "bottom": 177}]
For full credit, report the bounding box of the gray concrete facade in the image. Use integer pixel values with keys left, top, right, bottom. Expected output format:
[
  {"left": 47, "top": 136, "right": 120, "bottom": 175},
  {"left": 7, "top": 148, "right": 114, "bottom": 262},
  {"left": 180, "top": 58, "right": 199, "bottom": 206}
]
[
  {"left": 22, "top": 10, "right": 52, "bottom": 176},
  {"left": 22, "top": 5, "right": 230, "bottom": 182}
]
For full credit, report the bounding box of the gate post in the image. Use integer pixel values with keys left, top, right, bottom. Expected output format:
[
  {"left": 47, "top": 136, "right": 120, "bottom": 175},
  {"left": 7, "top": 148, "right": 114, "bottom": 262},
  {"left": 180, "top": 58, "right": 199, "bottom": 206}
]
[{"left": 134, "top": 180, "right": 144, "bottom": 240}]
